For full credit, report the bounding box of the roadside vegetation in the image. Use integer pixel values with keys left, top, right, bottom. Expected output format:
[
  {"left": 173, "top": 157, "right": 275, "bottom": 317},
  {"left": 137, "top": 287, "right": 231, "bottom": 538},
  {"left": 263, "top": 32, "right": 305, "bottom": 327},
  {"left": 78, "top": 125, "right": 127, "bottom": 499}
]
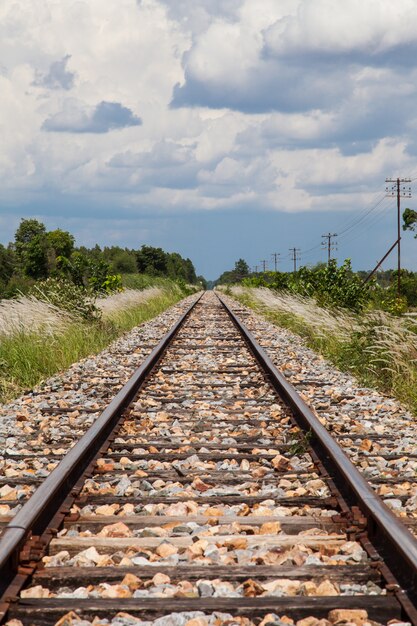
[
  {"left": 217, "top": 253, "right": 417, "bottom": 414},
  {"left": 0, "top": 219, "right": 202, "bottom": 403}
]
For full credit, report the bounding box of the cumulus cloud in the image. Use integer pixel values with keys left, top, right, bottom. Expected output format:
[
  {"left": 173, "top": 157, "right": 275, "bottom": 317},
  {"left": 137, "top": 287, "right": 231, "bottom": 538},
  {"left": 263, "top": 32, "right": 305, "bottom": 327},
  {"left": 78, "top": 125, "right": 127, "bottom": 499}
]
[
  {"left": 42, "top": 100, "right": 142, "bottom": 133},
  {"left": 264, "top": 0, "right": 417, "bottom": 58},
  {"left": 2, "top": 0, "right": 417, "bottom": 275},
  {"left": 152, "top": 0, "right": 243, "bottom": 32},
  {"left": 109, "top": 140, "right": 194, "bottom": 168},
  {"left": 172, "top": 0, "right": 417, "bottom": 115},
  {"left": 34, "top": 55, "right": 75, "bottom": 90}
]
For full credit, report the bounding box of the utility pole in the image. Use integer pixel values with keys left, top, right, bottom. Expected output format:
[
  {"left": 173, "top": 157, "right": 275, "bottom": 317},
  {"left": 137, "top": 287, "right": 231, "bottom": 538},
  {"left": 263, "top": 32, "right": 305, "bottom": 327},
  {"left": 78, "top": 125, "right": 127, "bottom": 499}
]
[
  {"left": 253, "top": 265, "right": 258, "bottom": 274},
  {"left": 260, "top": 260, "right": 267, "bottom": 272},
  {"left": 385, "top": 177, "right": 411, "bottom": 297},
  {"left": 289, "top": 248, "right": 301, "bottom": 273},
  {"left": 271, "top": 252, "right": 281, "bottom": 272},
  {"left": 321, "top": 233, "right": 337, "bottom": 266}
]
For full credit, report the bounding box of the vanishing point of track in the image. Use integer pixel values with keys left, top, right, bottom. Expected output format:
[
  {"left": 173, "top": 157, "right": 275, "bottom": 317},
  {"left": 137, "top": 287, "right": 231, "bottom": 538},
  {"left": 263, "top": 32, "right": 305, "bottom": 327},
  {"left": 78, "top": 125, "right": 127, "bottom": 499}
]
[{"left": 1, "top": 291, "right": 417, "bottom": 625}]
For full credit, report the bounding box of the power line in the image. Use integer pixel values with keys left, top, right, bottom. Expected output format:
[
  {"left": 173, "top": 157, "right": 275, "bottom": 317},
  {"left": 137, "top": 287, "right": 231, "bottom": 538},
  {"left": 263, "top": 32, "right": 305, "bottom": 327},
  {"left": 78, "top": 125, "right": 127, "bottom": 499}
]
[
  {"left": 337, "top": 200, "right": 395, "bottom": 247},
  {"left": 337, "top": 195, "right": 388, "bottom": 237},
  {"left": 299, "top": 194, "right": 390, "bottom": 264}
]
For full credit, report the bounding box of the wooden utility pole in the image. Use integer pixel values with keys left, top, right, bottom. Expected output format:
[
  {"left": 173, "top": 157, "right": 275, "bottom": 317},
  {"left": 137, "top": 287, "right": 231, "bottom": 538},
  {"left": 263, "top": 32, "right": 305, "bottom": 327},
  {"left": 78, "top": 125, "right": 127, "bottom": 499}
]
[
  {"left": 271, "top": 252, "right": 280, "bottom": 272},
  {"left": 260, "top": 260, "right": 267, "bottom": 272},
  {"left": 321, "top": 233, "right": 337, "bottom": 265},
  {"left": 385, "top": 177, "right": 411, "bottom": 297},
  {"left": 253, "top": 265, "right": 258, "bottom": 274},
  {"left": 289, "top": 248, "right": 300, "bottom": 273}
]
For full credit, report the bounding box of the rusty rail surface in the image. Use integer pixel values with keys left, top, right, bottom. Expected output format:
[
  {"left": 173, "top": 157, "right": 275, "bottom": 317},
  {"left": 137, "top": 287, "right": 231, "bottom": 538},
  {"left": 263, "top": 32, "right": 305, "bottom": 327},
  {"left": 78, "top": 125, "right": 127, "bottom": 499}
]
[
  {"left": 217, "top": 292, "right": 417, "bottom": 618},
  {"left": 0, "top": 293, "right": 202, "bottom": 598}
]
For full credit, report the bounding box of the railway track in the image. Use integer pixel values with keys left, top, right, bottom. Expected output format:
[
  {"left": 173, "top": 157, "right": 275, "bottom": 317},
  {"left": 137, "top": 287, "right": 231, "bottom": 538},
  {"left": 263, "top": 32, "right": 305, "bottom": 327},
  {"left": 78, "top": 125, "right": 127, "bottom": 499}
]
[{"left": 1, "top": 291, "right": 417, "bottom": 626}]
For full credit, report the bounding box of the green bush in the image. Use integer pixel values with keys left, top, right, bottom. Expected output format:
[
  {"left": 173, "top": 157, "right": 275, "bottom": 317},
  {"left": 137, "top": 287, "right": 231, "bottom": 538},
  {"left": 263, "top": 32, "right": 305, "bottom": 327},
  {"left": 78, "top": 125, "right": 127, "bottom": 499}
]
[
  {"left": 0, "top": 275, "right": 36, "bottom": 298},
  {"left": 30, "top": 278, "right": 101, "bottom": 321},
  {"left": 243, "top": 260, "right": 369, "bottom": 312},
  {"left": 370, "top": 286, "right": 408, "bottom": 315}
]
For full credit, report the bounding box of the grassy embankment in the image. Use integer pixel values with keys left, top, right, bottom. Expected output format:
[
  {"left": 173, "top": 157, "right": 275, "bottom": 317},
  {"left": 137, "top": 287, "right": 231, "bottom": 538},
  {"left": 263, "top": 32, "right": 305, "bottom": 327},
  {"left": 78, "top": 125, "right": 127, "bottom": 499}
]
[
  {"left": 0, "top": 277, "right": 195, "bottom": 403},
  {"left": 225, "top": 286, "right": 417, "bottom": 415}
]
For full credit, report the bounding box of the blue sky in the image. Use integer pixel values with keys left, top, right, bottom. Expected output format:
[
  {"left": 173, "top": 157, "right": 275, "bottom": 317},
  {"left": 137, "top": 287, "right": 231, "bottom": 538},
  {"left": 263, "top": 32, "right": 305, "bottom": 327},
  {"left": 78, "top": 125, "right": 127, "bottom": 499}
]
[{"left": 1, "top": 0, "right": 417, "bottom": 279}]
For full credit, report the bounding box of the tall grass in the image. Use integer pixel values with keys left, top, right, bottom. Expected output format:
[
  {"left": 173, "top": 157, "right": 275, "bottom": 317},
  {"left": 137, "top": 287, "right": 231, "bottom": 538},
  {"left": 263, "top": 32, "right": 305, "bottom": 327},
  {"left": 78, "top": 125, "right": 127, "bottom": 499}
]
[
  {"left": 227, "top": 286, "right": 417, "bottom": 414},
  {"left": 0, "top": 296, "right": 72, "bottom": 335},
  {"left": 122, "top": 274, "right": 175, "bottom": 290},
  {"left": 0, "top": 285, "right": 187, "bottom": 403},
  {"left": 96, "top": 287, "right": 163, "bottom": 317}
]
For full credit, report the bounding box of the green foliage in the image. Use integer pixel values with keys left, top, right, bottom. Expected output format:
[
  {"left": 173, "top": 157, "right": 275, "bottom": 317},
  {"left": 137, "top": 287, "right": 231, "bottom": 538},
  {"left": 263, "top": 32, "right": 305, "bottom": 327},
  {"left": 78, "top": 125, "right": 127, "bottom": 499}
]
[
  {"left": 30, "top": 277, "right": 101, "bottom": 321},
  {"left": 102, "top": 246, "right": 136, "bottom": 273},
  {"left": 0, "top": 244, "right": 15, "bottom": 290},
  {"left": 136, "top": 245, "right": 168, "bottom": 275},
  {"left": 122, "top": 273, "right": 168, "bottom": 290},
  {"left": 218, "top": 258, "right": 250, "bottom": 284},
  {"left": 13, "top": 220, "right": 76, "bottom": 281},
  {"left": 14, "top": 219, "right": 49, "bottom": 279},
  {"left": 47, "top": 229, "right": 75, "bottom": 259},
  {"left": 289, "top": 430, "right": 313, "bottom": 455},
  {"left": 243, "top": 271, "right": 289, "bottom": 290},
  {"left": 197, "top": 275, "right": 208, "bottom": 290},
  {"left": 56, "top": 253, "right": 122, "bottom": 294},
  {"left": 403, "top": 208, "right": 417, "bottom": 235},
  {"left": 136, "top": 245, "right": 197, "bottom": 283},
  {"left": 99, "top": 274, "right": 123, "bottom": 294},
  {"left": 243, "top": 260, "right": 369, "bottom": 312},
  {"left": 392, "top": 270, "right": 417, "bottom": 307},
  {"left": 14, "top": 218, "right": 46, "bottom": 247},
  {"left": 296, "top": 260, "right": 368, "bottom": 311},
  {"left": 375, "top": 291, "right": 408, "bottom": 316},
  {"left": 2, "top": 220, "right": 201, "bottom": 298},
  {"left": 47, "top": 229, "right": 75, "bottom": 272},
  {"left": 367, "top": 270, "right": 417, "bottom": 312},
  {"left": 0, "top": 275, "right": 35, "bottom": 299}
]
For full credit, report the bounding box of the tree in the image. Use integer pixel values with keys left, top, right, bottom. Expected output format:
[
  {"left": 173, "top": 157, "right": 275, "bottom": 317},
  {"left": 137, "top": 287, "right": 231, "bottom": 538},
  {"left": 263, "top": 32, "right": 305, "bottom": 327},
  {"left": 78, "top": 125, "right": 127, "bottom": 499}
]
[
  {"left": 184, "top": 258, "right": 197, "bottom": 283},
  {"left": 0, "top": 244, "right": 14, "bottom": 287},
  {"left": 47, "top": 229, "right": 75, "bottom": 259},
  {"left": 110, "top": 251, "right": 137, "bottom": 274},
  {"left": 217, "top": 259, "right": 250, "bottom": 285},
  {"left": 102, "top": 247, "right": 137, "bottom": 274},
  {"left": 14, "top": 219, "right": 49, "bottom": 279},
  {"left": 403, "top": 208, "right": 417, "bottom": 236},
  {"left": 47, "top": 229, "right": 75, "bottom": 272},
  {"left": 136, "top": 245, "right": 168, "bottom": 275},
  {"left": 234, "top": 259, "right": 249, "bottom": 280}
]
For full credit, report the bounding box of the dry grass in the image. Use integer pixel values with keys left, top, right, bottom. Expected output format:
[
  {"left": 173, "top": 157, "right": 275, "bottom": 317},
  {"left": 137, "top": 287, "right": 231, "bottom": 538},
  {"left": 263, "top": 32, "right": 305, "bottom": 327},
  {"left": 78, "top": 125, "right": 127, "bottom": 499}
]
[
  {"left": 96, "top": 287, "right": 163, "bottom": 318},
  {"left": 231, "top": 286, "right": 358, "bottom": 339},
  {"left": 227, "top": 285, "right": 417, "bottom": 413},
  {"left": 0, "top": 296, "right": 72, "bottom": 337},
  {"left": 0, "top": 285, "right": 186, "bottom": 403}
]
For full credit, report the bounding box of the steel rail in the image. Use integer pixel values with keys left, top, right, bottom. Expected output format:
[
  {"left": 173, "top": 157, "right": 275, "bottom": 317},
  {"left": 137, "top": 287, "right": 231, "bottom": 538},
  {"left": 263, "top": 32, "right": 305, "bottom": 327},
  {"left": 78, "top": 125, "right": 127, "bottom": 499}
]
[
  {"left": 217, "top": 292, "right": 417, "bottom": 614},
  {"left": 0, "top": 293, "right": 202, "bottom": 597}
]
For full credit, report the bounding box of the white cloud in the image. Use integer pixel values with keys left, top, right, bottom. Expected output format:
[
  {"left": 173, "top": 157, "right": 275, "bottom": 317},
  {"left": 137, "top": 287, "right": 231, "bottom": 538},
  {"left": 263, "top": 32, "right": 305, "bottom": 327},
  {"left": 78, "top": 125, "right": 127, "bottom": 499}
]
[
  {"left": 0, "top": 0, "right": 417, "bottom": 262},
  {"left": 264, "top": 0, "right": 417, "bottom": 56}
]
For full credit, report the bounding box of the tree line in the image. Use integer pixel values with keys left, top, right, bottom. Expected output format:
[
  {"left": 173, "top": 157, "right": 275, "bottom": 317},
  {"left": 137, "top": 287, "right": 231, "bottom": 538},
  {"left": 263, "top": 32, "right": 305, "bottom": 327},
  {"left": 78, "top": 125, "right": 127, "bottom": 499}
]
[{"left": 0, "top": 219, "right": 201, "bottom": 298}]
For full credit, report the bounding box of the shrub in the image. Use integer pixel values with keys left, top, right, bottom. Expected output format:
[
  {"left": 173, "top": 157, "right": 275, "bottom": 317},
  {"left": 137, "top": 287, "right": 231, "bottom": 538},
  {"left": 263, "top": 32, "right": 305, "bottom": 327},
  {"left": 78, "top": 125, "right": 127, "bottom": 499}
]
[
  {"left": 30, "top": 278, "right": 101, "bottom": 321},
  {"left": 243, "top": 260, "right": 369, "bottom": 312}
]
